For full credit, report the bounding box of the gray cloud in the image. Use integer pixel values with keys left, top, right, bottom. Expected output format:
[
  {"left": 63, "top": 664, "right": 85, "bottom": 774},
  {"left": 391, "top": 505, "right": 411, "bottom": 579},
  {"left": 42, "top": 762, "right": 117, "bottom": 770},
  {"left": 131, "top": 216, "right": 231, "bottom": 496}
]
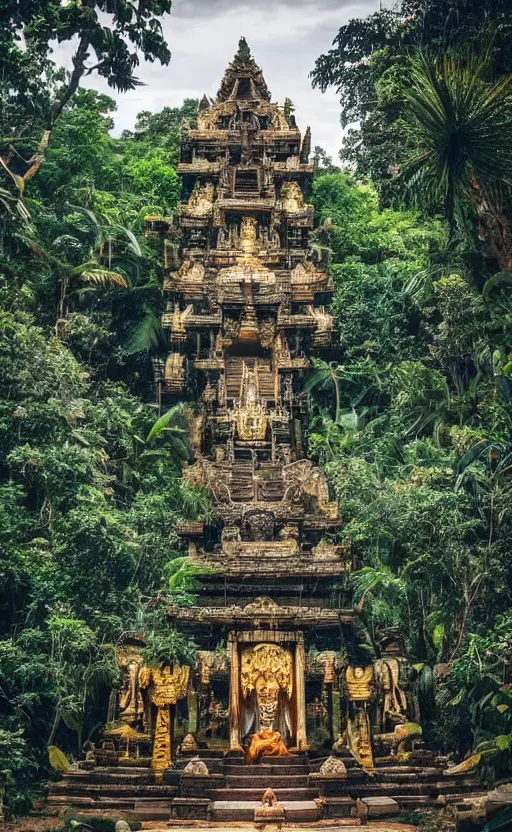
[
  {"left": 52, "top": 0, "right": 379, "bottom": 159},
  {"left": 174, "top": 0, "right": 370, "bottom": 17}
]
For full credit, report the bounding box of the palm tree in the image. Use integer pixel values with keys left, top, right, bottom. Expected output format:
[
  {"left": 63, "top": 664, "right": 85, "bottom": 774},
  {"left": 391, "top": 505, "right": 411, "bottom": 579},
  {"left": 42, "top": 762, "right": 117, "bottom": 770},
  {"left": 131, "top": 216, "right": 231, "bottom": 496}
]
[
  {"left": 401, "top": 51, "right": 512, "bottom": 269},
  {"left": 17, "top": 208, "right": 141, "bottom": 327},
  {"left": 303, "top": 358, "right": 344, "bottom": 422}
]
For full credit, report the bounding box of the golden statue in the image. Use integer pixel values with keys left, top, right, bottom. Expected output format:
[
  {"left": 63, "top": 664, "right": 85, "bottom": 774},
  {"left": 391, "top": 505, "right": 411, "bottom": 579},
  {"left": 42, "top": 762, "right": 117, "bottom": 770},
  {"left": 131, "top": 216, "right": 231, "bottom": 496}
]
[
  {"left": 233, "top": 362, "right": 268, "bottom": 440},
  {"left": 241, "top": 644, "right": 293, "bottom": 763},
  {"left": 140, "top": 665, "right": 190, "bottom": 777},
  {"left": 346, "top": 666, "right": 374, "bottom": 702},
  {"left": 216, "top": 215, "right": 275, "bottom": 285},
  {"left": 116, "top": 642, "right": 146, "bottom": 730}
]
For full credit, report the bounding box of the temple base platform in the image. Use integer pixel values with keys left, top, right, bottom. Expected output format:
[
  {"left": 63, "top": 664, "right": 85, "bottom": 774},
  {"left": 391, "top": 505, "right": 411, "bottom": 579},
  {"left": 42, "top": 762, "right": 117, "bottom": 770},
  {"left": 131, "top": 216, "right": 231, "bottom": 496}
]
[{"left": 46, "top": 750, "right": 486, "bottom": 824}]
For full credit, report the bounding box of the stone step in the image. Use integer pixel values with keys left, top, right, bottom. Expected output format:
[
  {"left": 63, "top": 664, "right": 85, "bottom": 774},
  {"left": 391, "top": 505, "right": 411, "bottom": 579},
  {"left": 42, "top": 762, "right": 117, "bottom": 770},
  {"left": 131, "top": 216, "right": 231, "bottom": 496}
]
[
  {"left": 282, "top": 800, "right": 321, "bottom": 822},
  {"left": 224, "top": 764, "right": 310, "bottom": 777},
  {"left": 392, "top": 795, "right": 430, "bottom": 808},
  {"left": 205, "top": 787, "right": 318, "bottom": 801},
  {"left": 46, "top": 795, "right": 136, "bottom": 810},
  {"left": 362, "top": 796, "right": 400, "bottom": 819},
  {"left": 50, "top": 782, "right": 177, "bottom": 797},
  {"left": 210, "top": 799, "right": 320, "bottom": 823},
  {"left": 134, "top": 799, "right": 171, "bottom": 821},
  {"left": 225, "top": 774, "right": 310, "bottom": 788},
  {"left": 246, "top": 754, "right": 309, "bottom": 766},
  {"left": 211, "top": 800, "right": 256, "bottom": 822}
]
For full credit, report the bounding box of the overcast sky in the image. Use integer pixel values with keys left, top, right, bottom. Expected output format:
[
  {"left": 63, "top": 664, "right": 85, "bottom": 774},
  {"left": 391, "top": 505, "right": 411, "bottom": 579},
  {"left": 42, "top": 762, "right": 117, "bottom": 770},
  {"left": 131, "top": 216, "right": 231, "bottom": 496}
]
[{"left": 53, "top": 0, "right": 381, "bottom": 160}]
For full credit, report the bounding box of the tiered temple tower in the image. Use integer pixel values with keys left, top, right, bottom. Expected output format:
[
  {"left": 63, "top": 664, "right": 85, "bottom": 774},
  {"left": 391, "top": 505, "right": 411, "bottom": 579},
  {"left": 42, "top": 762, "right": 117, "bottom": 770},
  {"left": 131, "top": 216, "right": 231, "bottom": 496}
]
[{"left": 158, "top": 37, "right": 362, "bottom": 763}]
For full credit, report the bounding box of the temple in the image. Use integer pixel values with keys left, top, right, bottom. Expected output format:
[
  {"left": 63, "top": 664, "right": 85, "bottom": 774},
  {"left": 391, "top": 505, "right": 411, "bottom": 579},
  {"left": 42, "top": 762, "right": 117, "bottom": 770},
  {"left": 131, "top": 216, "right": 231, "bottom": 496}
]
[{"left": 49, "top": 40, "right": 484, "bottom": 824}]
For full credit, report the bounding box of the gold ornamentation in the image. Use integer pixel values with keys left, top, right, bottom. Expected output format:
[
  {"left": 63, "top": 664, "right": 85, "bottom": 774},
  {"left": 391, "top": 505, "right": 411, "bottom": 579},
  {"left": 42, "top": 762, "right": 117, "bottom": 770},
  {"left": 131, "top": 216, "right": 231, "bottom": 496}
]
[
  {"left": 347, "top": 707, "right": 374, "bottom": 774},
  {"left": 216, "top": 215, "right": 275, "bottom": 285},
  {"left": 140, "top": 665, "right": 190, "bottom": 775},
  {"left": 170, "top": 303, "right": 193, "bottom": 342},
  {"left": 181, "top": 732, "right": 198, "bottom": 752},
  {"left": 346, "top": 666, "right": 373, "bottom": 702},
  {"left": 241, "top": 643, "right": 293, "bottom": 701},
  {"left": 233, "top": 362, "right": 268, "bottom": 440},
  {"left": 444, "top": 753, "right": 481, "bottom": 775}
]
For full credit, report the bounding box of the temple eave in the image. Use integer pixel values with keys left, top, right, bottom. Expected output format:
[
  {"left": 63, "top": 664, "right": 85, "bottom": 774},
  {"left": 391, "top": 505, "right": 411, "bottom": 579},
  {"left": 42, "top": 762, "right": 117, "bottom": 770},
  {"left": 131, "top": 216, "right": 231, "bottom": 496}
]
[{"left": 167, "top": 604, "right": 355, "bottom": 628}]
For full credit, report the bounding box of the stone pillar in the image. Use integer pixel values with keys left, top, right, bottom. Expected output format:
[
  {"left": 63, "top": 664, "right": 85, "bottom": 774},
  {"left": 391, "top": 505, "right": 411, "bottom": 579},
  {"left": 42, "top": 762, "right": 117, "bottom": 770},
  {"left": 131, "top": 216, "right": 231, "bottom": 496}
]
[
  {"left": 229, "top": 632, "right": 242, "bottom": 751},
  {"left": 295, "top": 636, "right": 307, "bottom": 749}
]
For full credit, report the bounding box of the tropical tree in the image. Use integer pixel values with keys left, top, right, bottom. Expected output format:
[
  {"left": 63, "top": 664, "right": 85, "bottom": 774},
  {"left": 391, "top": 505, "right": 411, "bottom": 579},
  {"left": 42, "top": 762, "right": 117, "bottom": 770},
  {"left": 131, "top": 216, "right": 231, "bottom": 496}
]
[
  {"left": 401, "top": 52, "right": 512, "bottom": 268},
  {"left": 303, "top": 358, "right": 345, "bottom": 423},
  {"left": 17, "top": 209, "right": 142, "bottom": 324}
]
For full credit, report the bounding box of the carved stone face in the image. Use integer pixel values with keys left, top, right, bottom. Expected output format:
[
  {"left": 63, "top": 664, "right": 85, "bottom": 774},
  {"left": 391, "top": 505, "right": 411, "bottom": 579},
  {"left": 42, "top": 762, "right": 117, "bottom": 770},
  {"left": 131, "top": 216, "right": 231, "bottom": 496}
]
[
  {"left": 244, "top": 509, "right": 274, "bottom": 541},
  {"left": 255, "top": 674, "right": 280, "bottom": 704}
]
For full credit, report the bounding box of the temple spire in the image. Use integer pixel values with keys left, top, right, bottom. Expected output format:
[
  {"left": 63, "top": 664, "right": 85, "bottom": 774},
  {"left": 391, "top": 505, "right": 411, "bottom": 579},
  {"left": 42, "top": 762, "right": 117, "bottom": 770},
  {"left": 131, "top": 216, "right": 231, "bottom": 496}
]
[
  {"left": 216, "top": 37, "right": 271, "bottom": 102},
  {"left": 236, "top": 36, "right": 252, "bottom": 61}
]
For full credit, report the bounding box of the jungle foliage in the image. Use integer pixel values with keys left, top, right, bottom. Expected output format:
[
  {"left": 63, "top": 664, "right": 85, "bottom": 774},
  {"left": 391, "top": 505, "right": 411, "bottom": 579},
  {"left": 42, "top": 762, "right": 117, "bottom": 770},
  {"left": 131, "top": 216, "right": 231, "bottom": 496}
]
[
  {"left": 0, "top": 8, "right": 205, "bottom": 815},
  {"left": 310, "top": 0, "right": 512, "bottom": 780}
]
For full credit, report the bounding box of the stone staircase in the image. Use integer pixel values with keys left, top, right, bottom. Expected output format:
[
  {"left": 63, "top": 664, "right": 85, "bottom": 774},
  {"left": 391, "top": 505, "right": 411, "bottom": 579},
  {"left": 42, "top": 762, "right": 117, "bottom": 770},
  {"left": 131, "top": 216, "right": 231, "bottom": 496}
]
[
  {"left": 46, "top": 750, "right": 486, "bottom": 823},
  {"left": 190, "top": 754, "right": 322, "bottom": 822}
]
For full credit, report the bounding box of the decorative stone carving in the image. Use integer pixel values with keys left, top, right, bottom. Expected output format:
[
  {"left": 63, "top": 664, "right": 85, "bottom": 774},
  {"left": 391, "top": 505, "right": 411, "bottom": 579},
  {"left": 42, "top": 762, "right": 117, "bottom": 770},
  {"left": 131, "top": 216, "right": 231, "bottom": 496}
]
[
  {"left": 115, "top": 636, "right": 146, "bottom": 731},
  {"left": 259, "top": 316, "right": 276, "bottom": 349},
  {"left": 262, "top": 787, "right": 279, "bottom": 807},
  {"left": 182, "top": 732, "right": 198, "bottom": 752},
  {"left": 244, "top": 508, "right": 274, "bottom": 541},
  {"left": 291, "top": 259, "right": 320, "bottom": 283},
  {"left": 320, "top": 756, "right": 347, "bottom": 777},
  {"left": 184, "top": 182, "right": 215, "bottom": 217},
  {"left": 174, "top": 258, "right": 205, "bottom": 283},
  {"left": 183, "top": 757, "right": 209, "bottom": 776},
  {"left": 221, "top": 524, "right": 242, "bottom": 556},
  {"left": 283, "top": 459, "right": 339, "bottom": 518},
  {"left": 281, "top": 181, "right": 310, "bottom": 213},
  {"left": 254, "top": 786, "right": 285, "bottom": 822},
  {"left": 242, "top": 597, "right": 281, "bottom": 616},
  {"left": 373, "top": 658, "right": 408, "bottom": 729},
  {"left": 164, "top": 353, "right": 185, "bottom": 393}
]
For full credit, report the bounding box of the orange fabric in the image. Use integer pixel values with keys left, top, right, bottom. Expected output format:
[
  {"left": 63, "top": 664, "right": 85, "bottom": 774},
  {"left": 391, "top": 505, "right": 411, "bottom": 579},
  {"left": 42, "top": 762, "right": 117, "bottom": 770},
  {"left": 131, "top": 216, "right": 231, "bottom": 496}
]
[{"left": 245, "top": 729, "right": 291, "bottom": 764}]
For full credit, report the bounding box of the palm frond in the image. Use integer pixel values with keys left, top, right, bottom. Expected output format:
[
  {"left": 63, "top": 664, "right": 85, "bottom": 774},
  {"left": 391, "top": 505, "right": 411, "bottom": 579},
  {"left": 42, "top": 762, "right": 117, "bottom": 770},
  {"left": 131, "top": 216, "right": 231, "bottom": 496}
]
[{"left": 77, "top": 267, "right": 128, "bottom": 288}]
